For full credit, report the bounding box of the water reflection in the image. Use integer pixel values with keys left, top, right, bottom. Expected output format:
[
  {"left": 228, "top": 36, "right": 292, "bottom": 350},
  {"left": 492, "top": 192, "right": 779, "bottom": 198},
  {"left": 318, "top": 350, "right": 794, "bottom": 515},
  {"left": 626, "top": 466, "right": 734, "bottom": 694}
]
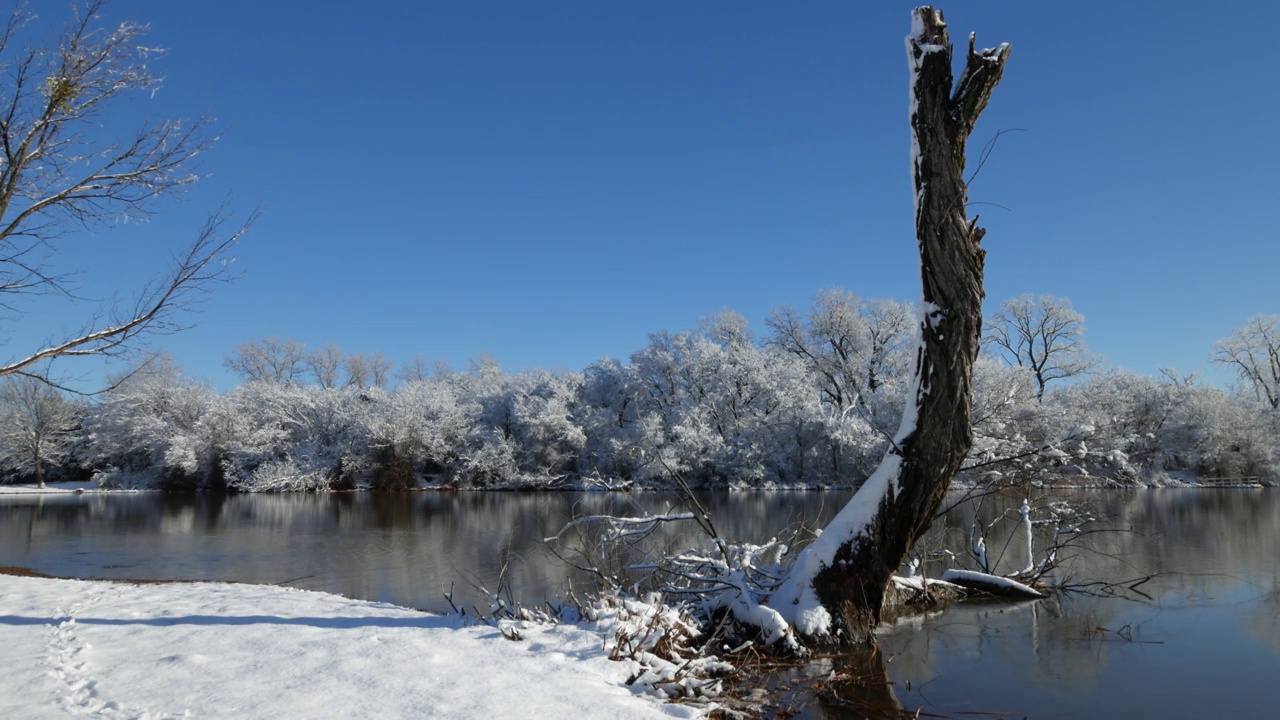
[
  {"left": 876, "top": 489, "right": 1280, "bottom": 719},
  {"left": 2, "top": 489, "right": 1277, "bottom": 718},
  {"left": 0, "top": 491, "right": 850, "bottom": 612}
]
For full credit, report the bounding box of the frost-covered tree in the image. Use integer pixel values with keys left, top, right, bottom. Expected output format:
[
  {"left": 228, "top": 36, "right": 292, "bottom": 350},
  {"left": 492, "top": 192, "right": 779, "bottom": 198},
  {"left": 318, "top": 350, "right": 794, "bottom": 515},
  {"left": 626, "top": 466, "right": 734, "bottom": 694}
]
[
  {"left": 224, "top": 337, "right": 308, "bottom": 384},
  {"left": 369, "top": 353, "right": 395, "bottom": 389},
  {"left": 368, "top": 378, "right": 474, "bottom": 484},
  {"left": 306, "top": 343, "right": 345, "bottom": 389},
  {"left": 438, "top": 360, "right": 587, "bottom": 486},
  {"left": 576, "top": 358, "right": 657, "bottom": 483},
  {"left": 985, "top": 294, "right": 1098, "bottom": 399},
  {"left": 219, "top": 382, "right": 376, "bottom": 491},
  {"left": 0, "top": 376, "right": 80, "bottom": 486},
  {"left": 85, "top": 356, "right": 218, "bottom": 488},
  {"left": 1159, "top": 384, "right": 1275, "bottom": 479},
  {"left": 0, "top": 1, "right": 248, "bottom": 387},
  {"left": 767, "top": 290, "right": 913, "bottom": 412},
  {"left": 73, "top": 357, "right": 214, "bottom": 488},
  {"left": 342, "top": 353, "right": 393, "bottom": 389},
  {"left": 961, "top": 365, "right": 1280, "bottom": 486},
  {"left": 622, "top": 312, "right": 842, "bottom": 487},
  {"left": 505, "top": 370, "right": 585, "bottom": 479},
  {"left": 1212, "top": 314, "right": 1280, "bottom": 409},
  {"left": 397, "top": 355, "right": 433, "bottom": 384}
]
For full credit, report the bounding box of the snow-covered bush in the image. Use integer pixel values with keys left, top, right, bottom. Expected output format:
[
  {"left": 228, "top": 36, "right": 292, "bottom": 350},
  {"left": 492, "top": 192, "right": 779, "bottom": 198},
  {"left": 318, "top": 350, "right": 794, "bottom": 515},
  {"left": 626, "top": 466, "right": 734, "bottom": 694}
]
[
  {"left": 85, "top": 359, "right": 220, "bottom": 489},
  {"left": 219, "top": 382, "right": 377, "bottom": 492}
]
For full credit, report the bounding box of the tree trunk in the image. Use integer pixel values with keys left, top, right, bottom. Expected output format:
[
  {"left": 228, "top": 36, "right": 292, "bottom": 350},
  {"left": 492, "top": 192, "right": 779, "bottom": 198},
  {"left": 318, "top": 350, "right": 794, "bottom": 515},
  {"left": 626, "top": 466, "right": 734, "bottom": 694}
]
[
  {"left": 34, "top": 431, "right": 44, "bottom": 488},
  {"left": 770, "top": 7, "right": 1009, "bottom": 643}
]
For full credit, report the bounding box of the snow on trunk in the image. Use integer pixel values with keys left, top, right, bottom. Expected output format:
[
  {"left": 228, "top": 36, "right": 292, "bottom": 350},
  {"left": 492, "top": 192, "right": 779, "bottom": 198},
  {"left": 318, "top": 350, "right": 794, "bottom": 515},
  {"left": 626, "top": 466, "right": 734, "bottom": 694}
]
[
  {"left": 766, "top": 7, "right": 1009, "bottom": 644},
  {"left": 1018, "top": 498, "right": 1036, "bottom": 575}
]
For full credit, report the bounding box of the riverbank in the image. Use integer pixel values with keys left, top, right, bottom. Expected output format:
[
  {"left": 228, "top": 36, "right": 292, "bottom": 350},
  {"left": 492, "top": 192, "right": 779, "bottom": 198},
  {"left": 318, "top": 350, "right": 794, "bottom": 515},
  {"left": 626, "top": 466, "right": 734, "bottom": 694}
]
[
  {"left": 0, "top": 573, "right": 702, "bottom": 720},
  {"left": 0, "top": 481, "right": 120, "bottom": 495},
  {"left": 3, "top": 472, "right": 1272, "bottom": 496}
]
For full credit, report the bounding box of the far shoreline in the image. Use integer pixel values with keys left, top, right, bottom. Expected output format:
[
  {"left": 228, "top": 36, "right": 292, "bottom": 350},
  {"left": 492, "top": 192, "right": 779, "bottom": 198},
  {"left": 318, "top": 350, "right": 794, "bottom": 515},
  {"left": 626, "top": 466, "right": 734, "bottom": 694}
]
[{"left": 1, "top": 474, "right": 1273, "bottom": 497}]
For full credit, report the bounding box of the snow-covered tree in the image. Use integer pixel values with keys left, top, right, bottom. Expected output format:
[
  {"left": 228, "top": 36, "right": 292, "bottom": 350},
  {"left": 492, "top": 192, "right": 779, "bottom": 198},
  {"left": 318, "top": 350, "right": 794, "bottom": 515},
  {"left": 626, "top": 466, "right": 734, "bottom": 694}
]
[
  {"left": 85, "top": 357, "right": 219, "bottom": 488},
  {"left": 1212, "top": 314, "right": 1280, "bottom": 409},
  {"left": 369, "top": 378, "right": 475, "bottom": 485},
  {"left": 396, "top": 355, "right": 434, "bottom": 384},
  {"left": 985, "top": 294, "right": 1099, "bottom": 399},
  {"left": 340, "top": 352, "right": 395, "bottom": 389},
  {"left": 622, "top": 312, "right": 847, "bottom": 487},
  {"left": 0, "top": 376, "right": 80, "bottom": 486},
  {"left": 767, "top": 290, "right": 913, "bottom": 412},
  {"left": 224, "top": 337, "right": 308, "bottom": 384},
  {"left": 368, "top": 353, "right": 395, "bottom": 389},
  {"left": 306, "top": 343, "right": 345, "bottom": 389},
  {"left": 1151, "top": 381, "right": 1276, "bottom": 480},
  {"left": 219, "top": 382, "right": 377, "bottom": 491},
  {"left": 576, "top": 358, "right": 659, "bottom": 484}
]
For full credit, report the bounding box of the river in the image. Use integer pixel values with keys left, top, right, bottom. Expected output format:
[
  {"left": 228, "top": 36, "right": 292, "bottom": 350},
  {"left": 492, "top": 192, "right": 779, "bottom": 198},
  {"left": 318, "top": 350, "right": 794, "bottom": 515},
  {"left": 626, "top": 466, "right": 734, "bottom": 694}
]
[{"left": 1, "top": 488, "right": 1276, "bottom": 718}]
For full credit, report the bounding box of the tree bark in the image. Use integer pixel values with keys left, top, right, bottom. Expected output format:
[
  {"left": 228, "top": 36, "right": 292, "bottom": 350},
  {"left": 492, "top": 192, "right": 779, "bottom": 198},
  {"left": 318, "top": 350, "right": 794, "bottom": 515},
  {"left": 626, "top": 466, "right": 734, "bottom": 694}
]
[{"left": 770, "top": 7, "right": 1009, "bottom": 643}]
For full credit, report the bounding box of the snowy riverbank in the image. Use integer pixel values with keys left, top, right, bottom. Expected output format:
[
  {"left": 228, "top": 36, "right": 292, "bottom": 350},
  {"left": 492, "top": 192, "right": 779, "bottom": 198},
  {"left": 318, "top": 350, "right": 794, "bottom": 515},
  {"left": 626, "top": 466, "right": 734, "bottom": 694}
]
[
  {"left": 0, "top": 574, "right": 701, "bottom": 719},
  {"left": 0, "top": 481, "right": 119, "bottom": 495}
]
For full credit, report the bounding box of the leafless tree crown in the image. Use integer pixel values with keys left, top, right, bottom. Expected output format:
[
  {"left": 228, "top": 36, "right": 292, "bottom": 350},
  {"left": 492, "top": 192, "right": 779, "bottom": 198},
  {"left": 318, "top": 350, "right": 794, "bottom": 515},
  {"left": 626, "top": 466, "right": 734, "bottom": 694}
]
[
  {"left": 0, "top": 0, "right": 252, "bottom": 389},
  {"left": 985, "top": 293, "right": 1098, "bottom": 399},
  {"left": 1212, "top": 314, "right": 1280, "bottom": 409}
]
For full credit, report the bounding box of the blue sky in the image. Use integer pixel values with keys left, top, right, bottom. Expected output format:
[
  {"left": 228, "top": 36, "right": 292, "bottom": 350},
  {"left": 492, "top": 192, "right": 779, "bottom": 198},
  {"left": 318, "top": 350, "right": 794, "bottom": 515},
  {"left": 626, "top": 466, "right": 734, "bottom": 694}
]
[{"left": 14, "top": 1, "right": 1279, "bottom": 389}]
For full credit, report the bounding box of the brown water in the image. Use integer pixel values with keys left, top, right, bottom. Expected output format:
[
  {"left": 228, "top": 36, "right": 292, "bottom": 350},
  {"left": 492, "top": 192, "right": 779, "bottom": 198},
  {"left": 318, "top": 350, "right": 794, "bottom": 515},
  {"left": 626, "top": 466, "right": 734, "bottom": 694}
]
[{"left": 1, "top": 488, "right": 1276, "bottom": 718}]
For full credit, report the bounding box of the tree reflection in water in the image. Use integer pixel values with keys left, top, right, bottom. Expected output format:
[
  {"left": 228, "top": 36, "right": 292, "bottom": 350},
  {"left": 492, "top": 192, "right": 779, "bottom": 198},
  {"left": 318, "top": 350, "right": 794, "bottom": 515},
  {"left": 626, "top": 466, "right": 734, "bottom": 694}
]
[{"left": 1, "top": 488, "right": 1278, "bottom": 717}]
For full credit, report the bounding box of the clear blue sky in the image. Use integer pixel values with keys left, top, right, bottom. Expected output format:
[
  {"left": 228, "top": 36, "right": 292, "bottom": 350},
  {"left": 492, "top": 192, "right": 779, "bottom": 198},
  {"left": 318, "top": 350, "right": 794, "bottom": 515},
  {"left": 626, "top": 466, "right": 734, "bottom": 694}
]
[{"left": 18, "top": 1, "right": 1279, "bottom": 390}]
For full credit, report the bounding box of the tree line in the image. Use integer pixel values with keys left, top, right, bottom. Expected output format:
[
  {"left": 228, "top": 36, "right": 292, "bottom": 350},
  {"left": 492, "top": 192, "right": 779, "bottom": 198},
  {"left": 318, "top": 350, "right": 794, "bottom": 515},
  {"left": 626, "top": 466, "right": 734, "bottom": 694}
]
[{"left": 2, "top": 291, "right": 1277, "bottom": 491}]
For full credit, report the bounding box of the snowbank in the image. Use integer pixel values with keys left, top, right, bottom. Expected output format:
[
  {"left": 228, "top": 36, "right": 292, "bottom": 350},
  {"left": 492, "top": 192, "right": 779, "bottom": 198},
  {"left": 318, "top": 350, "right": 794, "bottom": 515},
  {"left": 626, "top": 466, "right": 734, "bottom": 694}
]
[
  {"left": 0, "top": 481, "right": 107, "bottom": 495},
  {"left": 0, "top": 574, "right": 700, "bottom": 720}
]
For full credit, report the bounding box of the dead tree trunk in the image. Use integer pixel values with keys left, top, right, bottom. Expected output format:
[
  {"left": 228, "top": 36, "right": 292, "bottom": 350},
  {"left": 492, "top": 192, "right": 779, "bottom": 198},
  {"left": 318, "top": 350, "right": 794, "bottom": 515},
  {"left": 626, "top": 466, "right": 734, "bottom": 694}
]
[{"left": 770, "top": 7, "right": 1009, "bottom": 643}]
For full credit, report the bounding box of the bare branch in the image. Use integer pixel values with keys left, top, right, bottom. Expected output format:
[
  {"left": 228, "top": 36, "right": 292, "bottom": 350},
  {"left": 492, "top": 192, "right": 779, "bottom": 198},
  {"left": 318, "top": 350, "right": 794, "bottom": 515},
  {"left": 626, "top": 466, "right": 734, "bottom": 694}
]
[
  {"left": 0, "top": 1, "right": 245, "bottom": 389},
  {"left": 985, "top": 294, "right": 1099, "bottom": 399},
  {"left": 1212, "top": 314, "right": 1280, "bottom": 409},
  {"left": 0, "top": 206, "right": 255, "bottom": 381}
]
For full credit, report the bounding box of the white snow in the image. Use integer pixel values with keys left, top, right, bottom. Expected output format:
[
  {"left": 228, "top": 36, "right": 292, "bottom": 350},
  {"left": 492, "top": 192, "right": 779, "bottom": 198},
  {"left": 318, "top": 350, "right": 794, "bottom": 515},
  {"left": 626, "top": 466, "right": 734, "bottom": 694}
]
[
  {"left": 972, "top": 535, "right": 988, "bottom": 572},
  {"left": 767, "top": 257, "right": 937, "bottom": 636},
  {"left": 768, "top": 454, "right": 902, "bottom": 637},
  {"left": 890, "top": 575, "right": 962, "bottom": 593},
  {"left": 1018, "top": 499, "right": 1036, "bottom": 575},
  {"left": 0, "top": 481, "right": 108, "bottom": 495},
  {"left": 940, "top": 569, "right": 1046, "bottom": 598},
  {"left": 769, "top": 9, "right": 1007, "bottom": 640},
  {"left": 0, "top": 574, "right": 701, "bottom": 720}
]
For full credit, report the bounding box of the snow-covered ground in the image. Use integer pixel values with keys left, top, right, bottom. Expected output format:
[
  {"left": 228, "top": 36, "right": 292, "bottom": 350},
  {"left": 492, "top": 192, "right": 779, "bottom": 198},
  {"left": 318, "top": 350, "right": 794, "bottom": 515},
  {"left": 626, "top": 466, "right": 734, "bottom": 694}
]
[
  {"left": 0, "top": 574, "right": 700, "bottom": 720},
  {"left": 0, "top": 481, "right": 109, "bottom": 495}
]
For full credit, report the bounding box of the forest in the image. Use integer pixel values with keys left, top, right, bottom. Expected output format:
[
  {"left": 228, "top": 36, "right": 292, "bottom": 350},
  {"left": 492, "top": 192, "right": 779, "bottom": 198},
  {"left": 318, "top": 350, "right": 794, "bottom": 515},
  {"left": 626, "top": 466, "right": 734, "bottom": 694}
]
[{"left": 3, "top": 290, "right": 1276, "bottom": 493}]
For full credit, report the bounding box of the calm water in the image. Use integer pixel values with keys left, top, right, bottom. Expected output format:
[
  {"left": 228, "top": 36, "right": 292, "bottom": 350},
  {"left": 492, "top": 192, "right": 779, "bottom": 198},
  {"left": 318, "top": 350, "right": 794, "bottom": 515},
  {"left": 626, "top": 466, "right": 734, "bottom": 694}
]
[{"left": 1, "top": 489, "right": 1277, "bottom": 718}]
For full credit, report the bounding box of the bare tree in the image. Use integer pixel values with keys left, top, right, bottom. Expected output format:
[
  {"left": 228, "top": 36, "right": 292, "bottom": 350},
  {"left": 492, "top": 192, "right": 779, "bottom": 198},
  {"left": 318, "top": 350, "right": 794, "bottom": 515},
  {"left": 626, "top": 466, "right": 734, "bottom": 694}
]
[
  {"left": 0, "top": 1, "right": 251, "bottom": 387},
  {"left": 985, "top": 294, "right": 1098, "bottom": 399},
  {"left": 771, "top": 7, "right": 1009, "bottom": 643},
  {"left": 1212, "top": 314, "right": 1280, "bottom": 409},
  {"left": 397, "top": 354, "right": 432, "bottom": 384},
  {"left": 368, "top": 352, "right": 394, "bottom": 388},
  {"left": 0, "top": 375, "right": 78, "bottom": 486},
  {"left": 343, "top": 353, "right": 370, "bottom": 388},
  {"left": 224, "top": 337, "right": 307, "bottom": 384},
  {"left": 306, "top": 342, "right": 344, "bottom": 389}
]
